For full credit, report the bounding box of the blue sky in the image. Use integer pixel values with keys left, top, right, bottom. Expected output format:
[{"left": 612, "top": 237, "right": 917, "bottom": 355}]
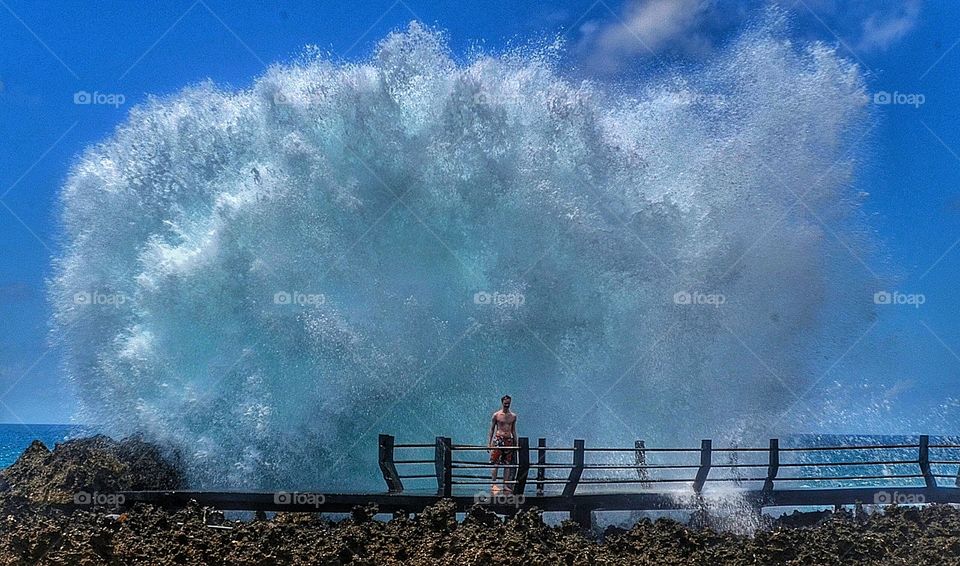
[{"left": 0, "top": 0, "right": 957, "bottom": 425}]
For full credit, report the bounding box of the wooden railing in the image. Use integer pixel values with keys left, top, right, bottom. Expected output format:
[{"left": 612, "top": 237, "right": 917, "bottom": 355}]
[
  {"left": 379, "top": 434, "right": 960, "bottom": 497},
  {"left": 110, "top": 434, "right": 960, "bottom": 530}
]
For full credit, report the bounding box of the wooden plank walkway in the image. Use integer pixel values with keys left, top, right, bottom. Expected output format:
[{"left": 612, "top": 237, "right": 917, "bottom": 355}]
[{"left": 107, "top": 434, "right": 960, "bottom": 529}]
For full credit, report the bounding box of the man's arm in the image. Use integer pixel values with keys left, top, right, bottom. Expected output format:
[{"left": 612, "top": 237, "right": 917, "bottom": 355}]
[
  {"left": 511, "top": 416, "right": 518, "bottom": 444},
  {"left": 488, "top": 414, "right": 496, "bottom": 447}
]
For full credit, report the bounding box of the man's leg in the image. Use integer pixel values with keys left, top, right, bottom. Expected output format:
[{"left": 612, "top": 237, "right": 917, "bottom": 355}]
[{"left": 490, "top": 440, "right": 501, "bottom": 489}]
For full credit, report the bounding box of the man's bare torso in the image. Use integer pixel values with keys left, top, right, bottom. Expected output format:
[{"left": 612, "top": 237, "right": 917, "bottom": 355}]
[{"left": 492, "top": 410, "right": 516, "bottom": 437}]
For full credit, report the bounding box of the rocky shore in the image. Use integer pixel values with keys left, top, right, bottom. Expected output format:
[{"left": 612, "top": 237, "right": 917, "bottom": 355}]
[{"left": 3, "top": 437, "right": 960, "bottom": 565}]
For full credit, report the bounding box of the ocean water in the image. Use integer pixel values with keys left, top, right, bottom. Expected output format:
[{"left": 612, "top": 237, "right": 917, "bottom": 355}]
[
  {"left": 51, "top": 16, "right": 879, "bottom": 491},
  {"left": 0, "top": 423, "right": 95, "bottom": 468}
]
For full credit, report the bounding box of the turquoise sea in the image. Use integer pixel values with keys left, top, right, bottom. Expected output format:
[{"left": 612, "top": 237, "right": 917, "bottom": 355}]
[{"left": 0, "top": 423, "right": 95, "bottom": 468}]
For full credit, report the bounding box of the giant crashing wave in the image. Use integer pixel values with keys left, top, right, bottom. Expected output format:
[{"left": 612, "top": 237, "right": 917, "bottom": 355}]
[{"left": 52, "top": 19, "right": 877, "bottom": 490}]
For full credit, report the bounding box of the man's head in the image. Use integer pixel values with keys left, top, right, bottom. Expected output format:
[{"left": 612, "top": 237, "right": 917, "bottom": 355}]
[{"left": 501, "top": 395, "right": 511, "bottom": 411}]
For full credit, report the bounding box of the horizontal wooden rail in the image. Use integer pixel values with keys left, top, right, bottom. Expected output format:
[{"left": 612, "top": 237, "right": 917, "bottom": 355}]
[
  {"left": 584, "top": 464, "right": 699, "bottom": 470},
  {"left": 452, "top": 462, "right": 521, "bottom": 467},
  {"left": 586, "top": 447, "right": 700, "bottom": 453},
  {"left": 579, "top": 478, "right": 693, "bottom": 484},
  {"left": 379, "top": 434, "right": 960, "bottom": 504},
  {"left": 710, "top": 447, "right": 772, "bottom": 452},
  {"left": 772, "top": 474, "right": 924, "bottom": 481},
  {"left": 778, "top": 460, "right": 918, "bottom": 467},
  {"left": 451, "top": 445, "right": 521, "bottom": 450},
  {"left": 779, "top": 444, "right": 919, "bottom": 451}
]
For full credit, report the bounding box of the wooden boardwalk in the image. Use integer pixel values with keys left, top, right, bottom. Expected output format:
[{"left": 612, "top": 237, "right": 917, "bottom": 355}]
[{"left": 116, "top": 434, "right": 960, "bottom": 529}]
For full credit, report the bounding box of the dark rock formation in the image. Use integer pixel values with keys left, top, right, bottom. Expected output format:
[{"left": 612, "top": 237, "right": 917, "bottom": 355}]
[
  {"left": 3, "top": 497, "right": 960, "bottom": 564},
  {"left": 1, "top": 435, "right": 183, "bottom": 504}
]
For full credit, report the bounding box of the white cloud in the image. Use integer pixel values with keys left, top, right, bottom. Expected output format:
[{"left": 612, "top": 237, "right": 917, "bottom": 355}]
[
  {"left": 857, "top": 0, "right": 921, "bottom": 52},
  {"left": 573, "top": 0, "right": 923, "bottom": 75},
  {"left": 579, "top": 0, "right": 713, "bottom": 73}
]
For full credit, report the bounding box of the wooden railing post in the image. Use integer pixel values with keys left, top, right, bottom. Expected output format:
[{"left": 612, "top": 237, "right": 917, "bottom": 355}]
[
  {"left": 693, "top": 439, "right": 712, "bottom": 494},
  {"left": 763, "top": 438, "right": 779, "bottom": 493},
  {"left": 728, "top": 441, "right": 742, "bottom": 487},
  {"left": 434, "top": 436, "right": 443, "bottom": 496},
  {"left": 635, "top": 440, "right": 649, "bottom": 486},
  {"left": 435, "top": 436, "right": 452, "bottom": 497},
  {"left": 571, "top": 505, "right": 592, "bottom": 530},
  {"left": 442, "top": 437, "right": 453, "bottom": 497},
  {"left": 919, "top": 435, "right": 936, "bottom": 489},
  {"left": 563, "top": 439, "right": 585, "bottom": 497},
  {"left": 378, "top": 434, "right": 404, "bottom": 493},
  {"left": 955, "top": 443, "right": 960, "bottom": 487},
  {"left": 536, "top": 438, "right": 546, "bottom": 496},
  {"left": 514, "top": 437, "right": 530, "bottom": 494}
]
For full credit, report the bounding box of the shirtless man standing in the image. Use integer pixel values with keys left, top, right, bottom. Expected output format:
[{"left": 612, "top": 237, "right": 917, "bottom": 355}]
[{"left": 488, "top": 395, "right": 518, "bottom": 494}]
